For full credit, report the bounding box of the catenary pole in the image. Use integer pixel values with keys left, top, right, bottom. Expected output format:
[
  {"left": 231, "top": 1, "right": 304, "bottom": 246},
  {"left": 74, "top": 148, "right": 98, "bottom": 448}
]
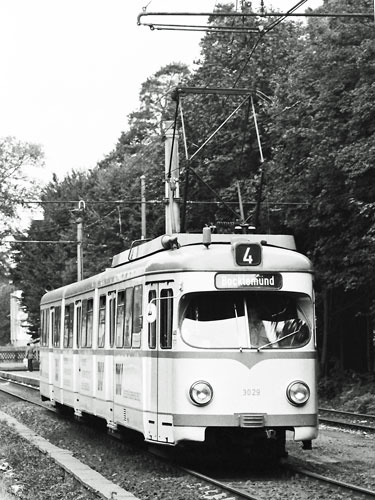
[
  {"left": 141, "top": 175, "right": 146, "bottom": 239},
  {"left": 164, "top": 120, "right": 180, "bottom": 234}
]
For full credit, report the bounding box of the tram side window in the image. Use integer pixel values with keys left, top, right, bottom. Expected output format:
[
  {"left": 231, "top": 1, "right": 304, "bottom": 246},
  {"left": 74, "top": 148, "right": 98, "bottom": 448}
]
[
  {"left": 132, "top": 285, "right": 143, "bottom": 349},
  {"left": 81, "top": 300, "right": 87, "bottom": 347},
  {"left": 98, "top": 295, "right": 106, "bottom": 348},
  {"left": 109, "top": 294, "right": 116, "bottom": 348},
  {"left": 52, "top": 307, "right": 61, "bottom": 348},
  {"left": 64, "top": 303, "right": 74, "bottom": 348},
  {"left": 80, "top": 298, "right": 93, "bottom": 348},
  {"left": 116, "top": 291, "right": 125, "bottom": 348},
  {"left": 124, "top": 287, "right": 133, "bottom": 348},
  {"left": 86, "top": 298, "right": 93, "bottom": 347},
  {"left": 148, "top": 290, "right": 156, "bottom": 349},
  {"left": 160, "top": 289, "right": 173, "bottom": 349},
  {"left": 41, "top": 309, "right": 50, "bottom": 347},
  {"left": 75, "top": 302, "right": 82, "bottom": 348}
]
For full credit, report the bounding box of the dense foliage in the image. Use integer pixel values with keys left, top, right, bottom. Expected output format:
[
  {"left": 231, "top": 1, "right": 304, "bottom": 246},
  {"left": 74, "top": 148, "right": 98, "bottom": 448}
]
[
  {"left": 9, "top": 1, "right": 375, "bottom": 372},
  {"left": 0, "top": 281, "right": 16, "bottom": 344},
  {"left": 0, "top": 137, "right": 44, "bottom": 276}
]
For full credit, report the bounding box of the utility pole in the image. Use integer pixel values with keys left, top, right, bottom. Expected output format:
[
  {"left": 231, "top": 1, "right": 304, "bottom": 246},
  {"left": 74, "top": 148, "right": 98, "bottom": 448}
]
[
  {"left": 73, "top": 200, "right": 85, "bottom": 281},
  {"left": 140, "top": 175, "right": 146, "bottom": 239},
  {"left": 164, "top": 120, "right": 180, "bottom": 234}
]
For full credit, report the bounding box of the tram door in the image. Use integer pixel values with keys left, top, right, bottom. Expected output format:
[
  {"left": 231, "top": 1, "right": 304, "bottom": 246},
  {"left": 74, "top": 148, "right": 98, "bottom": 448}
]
[{"left": 145, "top": 281, "right": 175, "bottom": 443}]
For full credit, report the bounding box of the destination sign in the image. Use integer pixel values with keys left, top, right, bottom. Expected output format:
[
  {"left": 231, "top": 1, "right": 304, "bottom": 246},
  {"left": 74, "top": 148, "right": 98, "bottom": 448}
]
[
  {"left": 234, "top": 243, "right": 261, "bottom": 266},
  {"left": 215, "top": 273, "right": 282, "bottom": 290}
]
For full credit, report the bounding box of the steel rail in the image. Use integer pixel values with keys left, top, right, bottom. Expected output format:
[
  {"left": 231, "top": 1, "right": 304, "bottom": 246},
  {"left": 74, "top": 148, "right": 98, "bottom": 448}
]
[
  {"left": 2, "top": 380, "right": 374, "bottom": 499},
  {"left": 179, "top": 466, "right": 263, "bottom": 500},
  {"left": 319, "top": 407, "right": 375, "bottom": 432},
  {"left": 319, "top": 417, "right": 375, "bottom": 433},
  {"left": 320, "top": 407, "right": 375, "bottom": 420},
  {"left": 287, "top": 464, "right": 375, "bottom": 497},
  {"left": 0, "top": 378, "right": 55, "bottom": 412},
  {"left": 0, "top": 383, "right": 262, "bottom": 500},
  {"left": 3, "top": 383, "right": 373, "bottom": 499},
  {"left": 182, "top": 462, "right": 375, "bottom": 500}
]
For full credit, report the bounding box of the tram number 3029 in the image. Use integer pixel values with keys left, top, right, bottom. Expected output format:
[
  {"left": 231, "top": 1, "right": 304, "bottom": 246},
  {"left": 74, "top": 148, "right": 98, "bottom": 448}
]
[{"left": 243, "top": 388, "right": 261, "bottom": 396}]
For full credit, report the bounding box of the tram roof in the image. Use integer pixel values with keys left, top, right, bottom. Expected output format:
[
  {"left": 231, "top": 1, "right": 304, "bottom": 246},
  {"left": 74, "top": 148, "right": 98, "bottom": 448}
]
[
  {"left": 40, "top": 232, "right": 310, "bottom": 306},
  {"left": 111, "top": 233, "right": 297, "bottom": 267}
]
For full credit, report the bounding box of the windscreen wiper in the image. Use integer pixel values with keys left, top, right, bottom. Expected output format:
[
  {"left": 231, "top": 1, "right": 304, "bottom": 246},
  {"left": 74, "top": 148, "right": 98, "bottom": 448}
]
[{"left": 257, "top": 327, "right": 299, "bottom": 352}]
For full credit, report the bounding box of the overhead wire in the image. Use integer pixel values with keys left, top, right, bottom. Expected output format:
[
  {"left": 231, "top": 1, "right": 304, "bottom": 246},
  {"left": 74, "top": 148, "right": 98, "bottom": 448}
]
[{"left": 137, "top": 1, "right": 373, "bottom": 229}]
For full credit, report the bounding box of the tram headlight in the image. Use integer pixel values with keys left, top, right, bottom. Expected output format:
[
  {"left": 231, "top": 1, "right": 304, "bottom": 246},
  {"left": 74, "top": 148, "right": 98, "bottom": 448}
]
[
  {"left": 189, "top": 381, "right": 213, "bottom": 406},
  {"left": 286, "top": 381, "right": 310, "bottom": 406}
]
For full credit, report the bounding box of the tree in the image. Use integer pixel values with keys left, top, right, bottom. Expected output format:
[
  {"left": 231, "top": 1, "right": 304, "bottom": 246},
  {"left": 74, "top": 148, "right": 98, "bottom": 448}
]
[
  {"left": 177, "top": 4, "right": 305, "bottom": 231},
  {"left": 264, "top": 0, "right": 375, "bottom": 373},
  {"left": 11, "top": 2, "right": 375, "bottom": 375},
  {"left": 0, "top": 136, "right": 44, "bottom": 218},
  {"left": 0, "top": 136, "right": 44, "bottom": 276},
  {"left": 0, "top": 280, "right": 16, "bottom": 344},
  {"left": 104, "top": 62, "right": 190, "bottom": 161}
]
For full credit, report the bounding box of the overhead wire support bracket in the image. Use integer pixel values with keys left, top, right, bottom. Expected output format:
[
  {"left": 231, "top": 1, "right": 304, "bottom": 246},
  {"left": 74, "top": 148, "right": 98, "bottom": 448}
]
[
  {"left": 172, "top": 87, "right": 254, "bottom": 98},
  {"left": 137, "top": 10, "right": 374, "bottom": 33},
  {"left": 176, "top": 92, "right": 252, "bottom": 161},
  {"left": 173, "top": 86, "right": 255, "bottom": 162}
]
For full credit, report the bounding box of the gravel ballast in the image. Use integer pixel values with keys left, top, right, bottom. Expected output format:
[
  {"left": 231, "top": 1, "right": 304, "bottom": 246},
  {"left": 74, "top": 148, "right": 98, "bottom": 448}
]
[{"left": 0, "top": 389, "right": 374, "bottom": 500}]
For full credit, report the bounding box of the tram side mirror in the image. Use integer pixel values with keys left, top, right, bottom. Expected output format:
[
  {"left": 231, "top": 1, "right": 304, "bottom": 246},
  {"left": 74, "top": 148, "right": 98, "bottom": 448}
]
[{"left": 146, "top": 302, "right": 157, "bottom": 323}]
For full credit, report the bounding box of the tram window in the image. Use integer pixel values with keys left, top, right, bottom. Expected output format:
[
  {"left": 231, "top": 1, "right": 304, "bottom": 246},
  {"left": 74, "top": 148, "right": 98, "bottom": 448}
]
[
  {"left": 86, "top": 299, "right": 93, "bottom": 347},
  {"left": 148, "top": 290, "right": 157, "bottom": 349},
  {"left": 81, "top": 300, "right": 87, "bottom": 347},
  {"left": 116, "top": 291, "right": 125, "bottom": 347},
  {"left": 109, "top": 294, "right": 116, "bottom": 348},
  {"left": 98, "top": 295, "right": 106, "bottom": 348},
  {"left": 64, "top": 303, "right": 74, "bottom": 348},
  {"left": 132, "top": 285, "right": 143, "bottom": 348},
  {"left": 40, "top": 309, "right": 50, "bottom": 347},
  {"left": 180, "top": 292, "right": 311, "bottom": 349},
  {"left": 50, "top": 309, "right": 55, "bottom": 346},
  {"left": 75, "top": 302, "right": 82, "bottom": 348},
  {"left": 160, "top": 288, "right": 173, "bottom": 349},
  {"left": 52, "top": 307, "right": 61, "bottom": 348},
  {"left": 124, "top": 287, "right": 133, "bottom": 348},
  {"left": 80, "top": 299, "right": 93, "bottom": 348}
]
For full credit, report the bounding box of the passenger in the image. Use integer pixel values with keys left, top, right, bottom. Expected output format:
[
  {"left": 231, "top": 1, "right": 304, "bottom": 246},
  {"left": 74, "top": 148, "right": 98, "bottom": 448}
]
[
  {"left": 248, "top": 308, "right": 273, "bottom": 348},
  {"left": 25, "top": 343, "right": 35, "bottom": 372}
]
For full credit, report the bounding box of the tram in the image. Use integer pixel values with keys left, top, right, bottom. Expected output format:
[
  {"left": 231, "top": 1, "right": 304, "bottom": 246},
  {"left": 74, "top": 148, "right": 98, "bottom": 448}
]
[{"left": 39, "top": 228, "right": 318, "bottom": 454}]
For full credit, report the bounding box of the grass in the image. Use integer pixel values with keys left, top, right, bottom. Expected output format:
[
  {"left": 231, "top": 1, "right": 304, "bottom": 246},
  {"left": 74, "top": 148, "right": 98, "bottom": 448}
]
[
  {"left": 318, "top": 370, "right": 375, "bottom": 413},
  {"left": 0, "top": 420, "right": 96, "bottom": 500}
]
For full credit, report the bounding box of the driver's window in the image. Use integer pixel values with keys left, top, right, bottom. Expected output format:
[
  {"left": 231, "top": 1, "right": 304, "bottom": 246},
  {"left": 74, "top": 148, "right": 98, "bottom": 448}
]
[{"left": 248, "top": 294, "right": 311, "bottom": 349}]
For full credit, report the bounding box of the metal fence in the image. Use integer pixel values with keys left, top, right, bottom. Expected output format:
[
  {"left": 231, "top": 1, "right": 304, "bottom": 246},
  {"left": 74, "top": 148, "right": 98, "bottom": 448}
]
[{"left": 0, "top": 346, "right": 40, "bottom": 364}]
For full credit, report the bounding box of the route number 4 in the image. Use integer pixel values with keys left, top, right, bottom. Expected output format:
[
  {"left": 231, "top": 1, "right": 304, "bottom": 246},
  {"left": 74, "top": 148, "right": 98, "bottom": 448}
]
[
  {"left": 243, "top": 247, "right": 253, "bottom": 264},
  {"left": 235, "top": 243, "right": 262, "bottom": 266}
]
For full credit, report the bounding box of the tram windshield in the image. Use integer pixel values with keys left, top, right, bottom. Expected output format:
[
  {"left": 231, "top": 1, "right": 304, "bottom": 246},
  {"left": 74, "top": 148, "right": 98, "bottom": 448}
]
[{"left": 180, "top": 291, "right": 311, "bottom": 349}]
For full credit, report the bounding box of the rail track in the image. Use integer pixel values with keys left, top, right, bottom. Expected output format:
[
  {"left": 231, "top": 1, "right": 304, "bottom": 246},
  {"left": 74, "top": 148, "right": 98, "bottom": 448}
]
[
  {"left": 0, "top": 379, "right": 123, "bottom": 500},
  {"left": 0, "top": 378, "right": 374, "bottom": 500},
  {"left": 319, "top": 407, "right": 375, "bottom": 433},
  {"left": 3, "top": 376, "right": 374, "bottom": 435},
  {"left": 0, "top": 376, "right": 52, "bottom": 411},
  {"left": 181, "top": 461, "right": 375, "bottom": 500}
]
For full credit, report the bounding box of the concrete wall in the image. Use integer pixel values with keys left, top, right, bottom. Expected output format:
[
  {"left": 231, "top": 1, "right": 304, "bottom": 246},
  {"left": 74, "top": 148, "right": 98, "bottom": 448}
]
[{"left": 10, "top": 291, "right": 31, "bottom": 347}]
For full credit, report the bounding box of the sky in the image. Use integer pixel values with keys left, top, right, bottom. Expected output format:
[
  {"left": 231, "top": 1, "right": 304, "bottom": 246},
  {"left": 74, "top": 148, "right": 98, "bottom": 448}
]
[{"left": 0, "top": 0, "right": 322, "bottom": 182}]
